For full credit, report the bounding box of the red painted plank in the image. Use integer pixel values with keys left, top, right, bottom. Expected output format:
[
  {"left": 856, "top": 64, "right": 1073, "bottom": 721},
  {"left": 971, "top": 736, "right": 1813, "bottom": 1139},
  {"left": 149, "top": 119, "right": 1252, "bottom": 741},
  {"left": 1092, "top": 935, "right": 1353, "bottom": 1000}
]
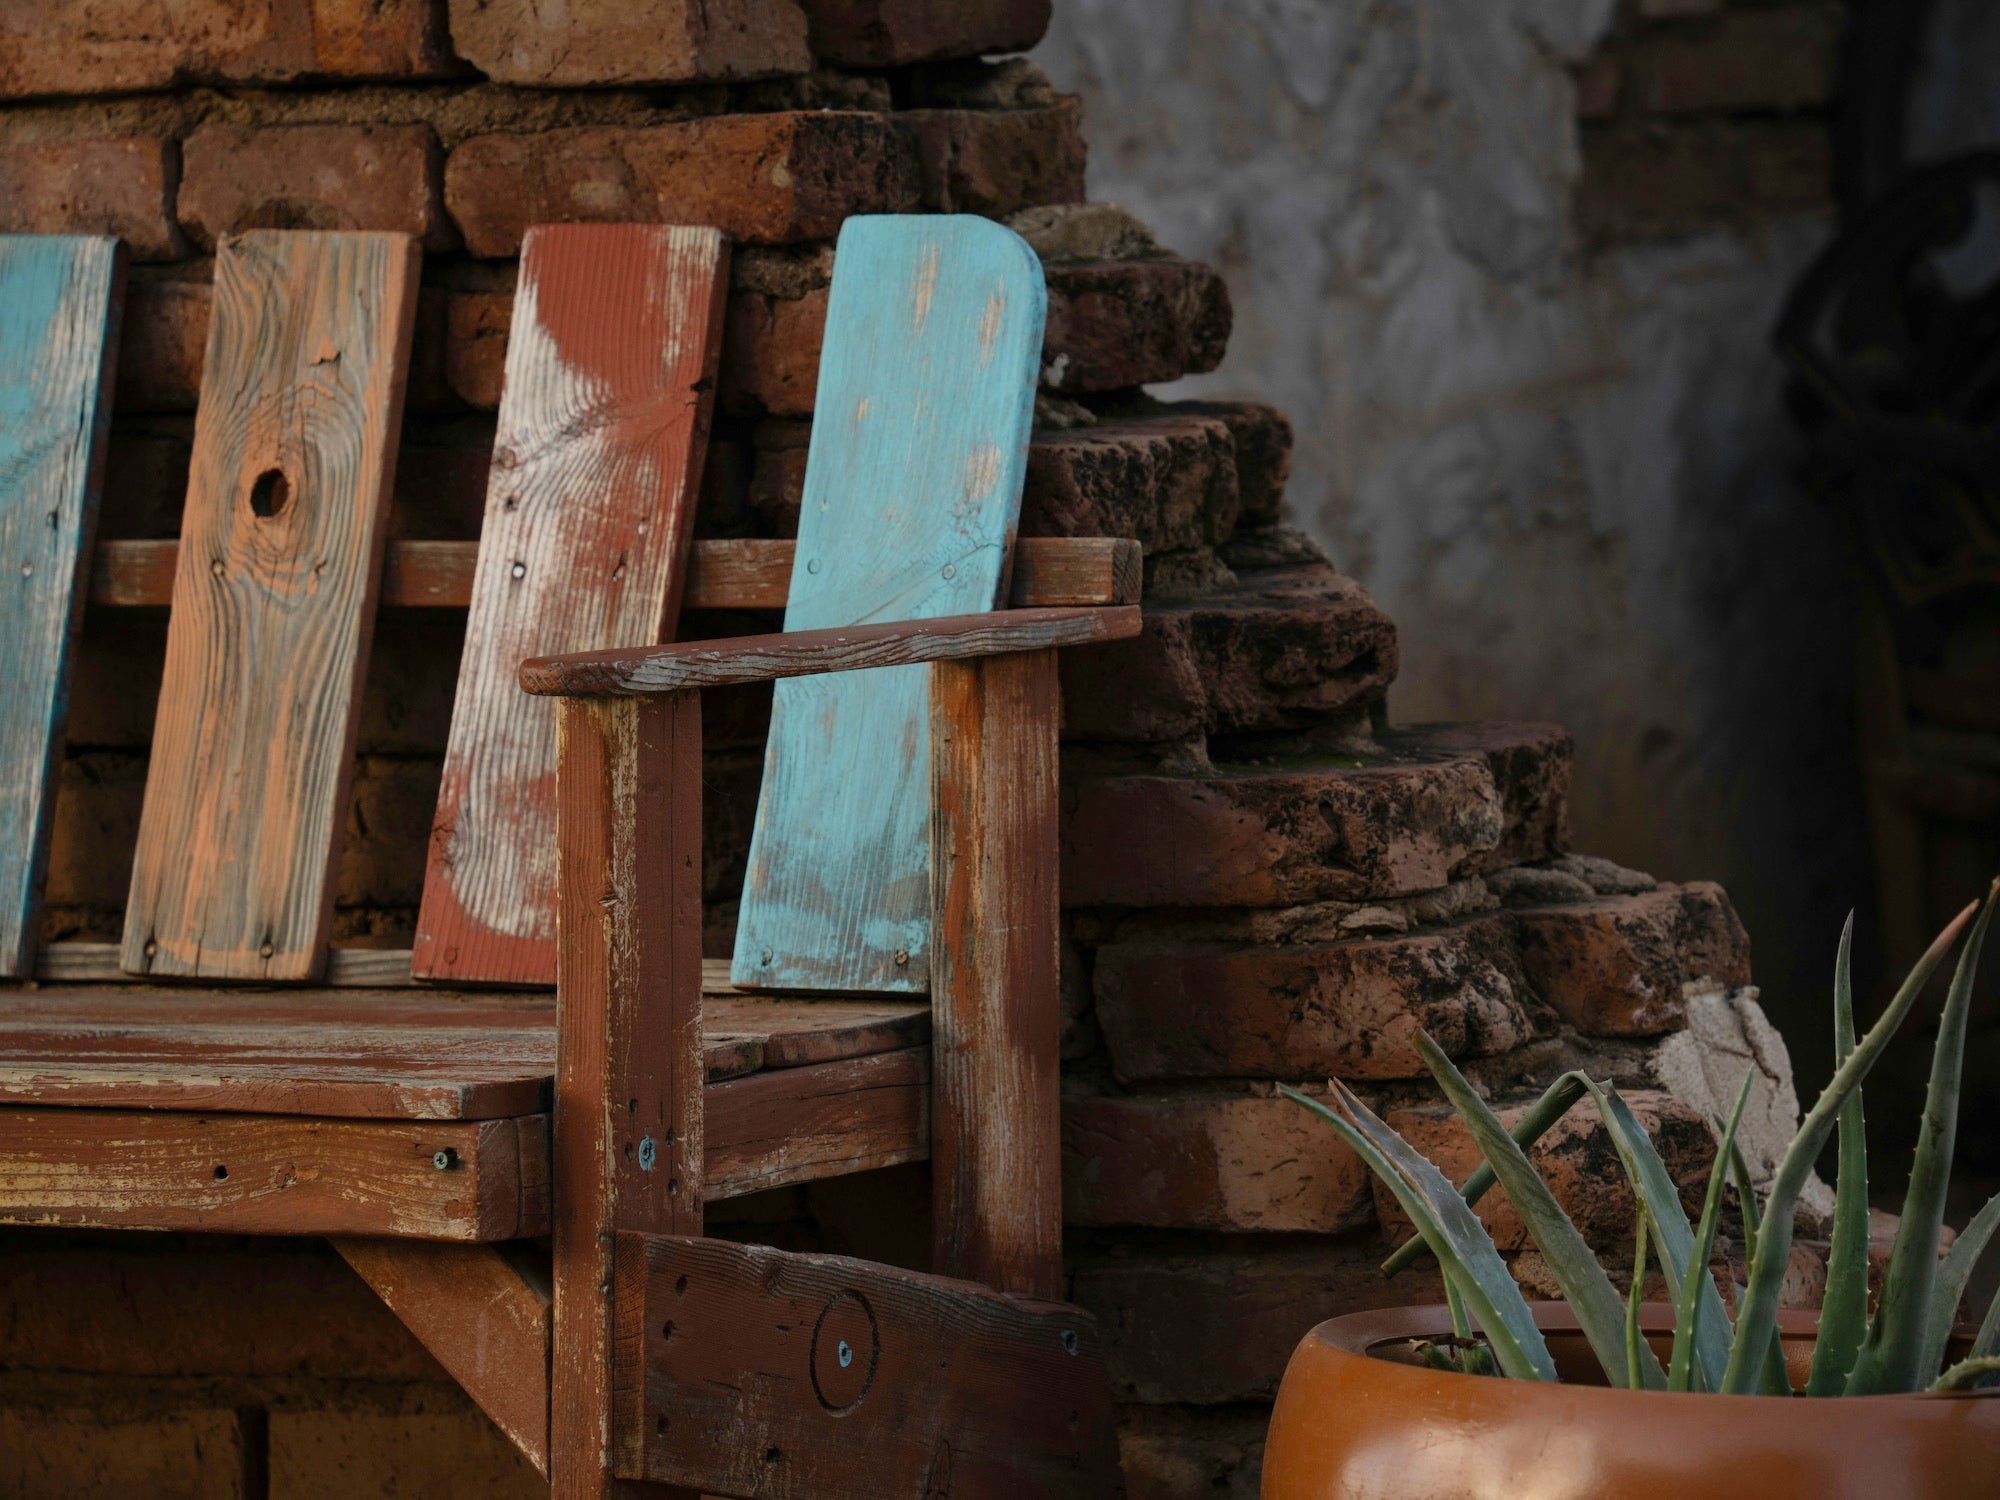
[{"left": 413, "top": 224, "right": 728, "bottom": 988}]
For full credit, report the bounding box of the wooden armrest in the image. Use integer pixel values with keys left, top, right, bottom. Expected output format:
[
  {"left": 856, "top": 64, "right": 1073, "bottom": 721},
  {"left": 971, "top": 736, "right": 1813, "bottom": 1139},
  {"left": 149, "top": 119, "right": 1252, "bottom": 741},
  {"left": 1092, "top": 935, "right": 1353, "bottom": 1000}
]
[{"left": 520, "top": 606, "right": 1143, "bottom": 698}]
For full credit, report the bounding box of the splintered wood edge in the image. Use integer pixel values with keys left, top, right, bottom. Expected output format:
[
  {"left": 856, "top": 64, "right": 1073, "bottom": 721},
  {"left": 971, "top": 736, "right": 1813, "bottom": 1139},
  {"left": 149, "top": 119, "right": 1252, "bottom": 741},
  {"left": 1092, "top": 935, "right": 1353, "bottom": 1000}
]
[
  {"left": 521, "top": 606, "right": 1146, "bottom": 697},
  {"left": 88, "top": 537, "right": 1143, "bottom": 612}
]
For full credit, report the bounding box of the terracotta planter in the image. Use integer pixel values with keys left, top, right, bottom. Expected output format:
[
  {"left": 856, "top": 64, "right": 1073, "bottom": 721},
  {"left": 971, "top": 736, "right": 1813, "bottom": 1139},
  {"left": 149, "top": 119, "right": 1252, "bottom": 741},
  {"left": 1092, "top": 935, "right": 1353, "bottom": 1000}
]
[{"left": 1263, "top": 1303, "right": 2000, "bottom": 1500}]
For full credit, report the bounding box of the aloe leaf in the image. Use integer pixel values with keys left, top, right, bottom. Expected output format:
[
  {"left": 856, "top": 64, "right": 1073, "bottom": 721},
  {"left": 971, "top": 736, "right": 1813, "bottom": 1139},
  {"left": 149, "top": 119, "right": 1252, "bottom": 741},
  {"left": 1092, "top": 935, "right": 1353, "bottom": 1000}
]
[
  {"left": 1671, "top": 1072, "right": 1754, "bottom": 1392},
  {"left": 1726, "top": 1130, "right": 1793, "bottom": 1395},
  {"left": 1846, "top": 884, "right": 1997, "bottom": 1396},
  {"left": 1414, "top": 1032, "right": 1666, "bottom": 1389},
  {"left": 1919, "top": 1190, "right": 2000, "bottom": 1383},
  {"left": 1627, "top": 1203, "right": 1651, "bottom": 1393},
  {"left": 1382, "top": 1071, "right": 1590, "bottom": 1276},
  {"left": 1282, "top": 1084, "right": 1557, "bottom": 1382},
  {"left": 1808, "top": 916, "right": 1870, "bottom": 1397},
  {"left": 1973, "top": 1280, "right": 2000, "bottom": 1360},
  {"left": 1930, "top": 1355, "right": 2000, "bottom": 1393},
  {"left": 1723, "top": 899, "right": 1980, "bottom": 1394},
  {"left": 1582, "top": 1080, "right": 1735, "bottom": 1391},
  {"left": 1441, "top": 1276, "right": 1493, "bottom": 1376}
]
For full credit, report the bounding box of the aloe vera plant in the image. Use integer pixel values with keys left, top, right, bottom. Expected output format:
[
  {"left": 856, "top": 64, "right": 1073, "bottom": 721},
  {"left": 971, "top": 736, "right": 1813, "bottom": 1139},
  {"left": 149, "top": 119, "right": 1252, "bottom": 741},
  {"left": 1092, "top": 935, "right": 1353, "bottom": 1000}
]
[{"left": 1285, "top": 879, "right": 2000, "bottom": 1397}]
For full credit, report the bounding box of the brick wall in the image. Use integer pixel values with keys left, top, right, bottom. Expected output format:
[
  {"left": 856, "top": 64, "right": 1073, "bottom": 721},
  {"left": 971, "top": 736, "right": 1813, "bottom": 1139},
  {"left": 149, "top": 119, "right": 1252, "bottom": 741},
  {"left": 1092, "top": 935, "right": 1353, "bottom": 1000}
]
[{"left": 0, "top": 3, "right": 1814, "bottom": 1496}]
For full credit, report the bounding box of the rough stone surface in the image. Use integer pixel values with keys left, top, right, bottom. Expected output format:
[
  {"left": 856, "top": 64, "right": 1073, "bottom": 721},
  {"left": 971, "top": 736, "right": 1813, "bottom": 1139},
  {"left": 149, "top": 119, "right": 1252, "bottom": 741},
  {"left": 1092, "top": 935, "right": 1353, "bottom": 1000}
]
[
  {"left": 1062, "top": 1088, "right": 1374, "bottom": 1232},
  {"left": 1063, "top": 721, "right": 1572, "bottom": 908},
  {"left": 179, "top": 123, "right": 455, "bottom": 250},
  {"left": 1512, "top": 881, "right": 1752, "bottom": 1036},
  {"left": 800, "top": 0, "right": 1052, "bottom": 66},
  {"left": 903, "top": 98, "right": 1086, "bottom": 215},
  {"left": 446, "top": 113, "right": 921, "bottom": 256},
  {"left": 1373, "top": 1088, "right": 1713, "bottom": 1252},
  {"left": 1060, "top": 566, "right": 1398, "bottom": 745},
  {"left": 0, "top": 0, "right": 454, "bottom": 99},
  {"left": 1022, "top": 410, "right": 1240, "bottom": 552},
  {"left": 1094, "top": 911, "right": 1547, "bottom": 1082},
  {"left": 0, "top": 136, "right": 185, "bottom": 260},
  {"left": 1042, "top": 258, "right": 1232, "bottom": 392},
  {"left": 1032, "top": 2, "right": 1867, "bottom": 1055},
  {"left": 1072, "top": 1243, "right": 1445, "bottom": 1405},
  {"left": 1645, "top": 985, "right": 1815, "bottom": 1198},
  {"left": 448, "top": 0, "right": 811, "bottom": 86}
]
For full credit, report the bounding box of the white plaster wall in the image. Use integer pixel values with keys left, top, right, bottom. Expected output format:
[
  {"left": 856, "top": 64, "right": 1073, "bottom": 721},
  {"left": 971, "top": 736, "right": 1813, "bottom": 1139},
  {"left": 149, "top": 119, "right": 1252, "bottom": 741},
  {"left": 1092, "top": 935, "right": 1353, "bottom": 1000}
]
[{"left": 1035, "top": 0, "right": 1869, "bottom": 1057}]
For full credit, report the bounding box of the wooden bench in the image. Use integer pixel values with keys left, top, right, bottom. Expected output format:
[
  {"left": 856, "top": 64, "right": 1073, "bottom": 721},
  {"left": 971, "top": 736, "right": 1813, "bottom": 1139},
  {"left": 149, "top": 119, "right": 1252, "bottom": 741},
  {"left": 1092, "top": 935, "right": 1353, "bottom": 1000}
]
[{"left": 0, "top": 220, "right": 1135, "bottom": 1498}]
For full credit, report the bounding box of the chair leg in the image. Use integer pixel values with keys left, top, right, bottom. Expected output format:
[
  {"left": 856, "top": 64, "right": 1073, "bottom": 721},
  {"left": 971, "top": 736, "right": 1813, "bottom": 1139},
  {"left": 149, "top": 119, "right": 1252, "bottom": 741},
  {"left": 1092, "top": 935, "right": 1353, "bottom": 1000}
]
[
  {"left": 551, "top": 693, "right": 706, "bottom": 1498},
  {"left": 928, "top": 649, "right": 1064, "bottom": 1299}
]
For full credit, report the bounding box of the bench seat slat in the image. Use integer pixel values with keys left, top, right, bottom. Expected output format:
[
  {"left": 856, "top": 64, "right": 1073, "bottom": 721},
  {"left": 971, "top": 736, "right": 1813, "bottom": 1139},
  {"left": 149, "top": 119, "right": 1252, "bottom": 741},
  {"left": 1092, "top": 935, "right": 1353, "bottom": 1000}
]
[
  {"left": 0, "top": 985, "right": 928, "bottom": 1119},
  {"left": 0, "top": 1047, "right": 930, "bottom": 1240}
]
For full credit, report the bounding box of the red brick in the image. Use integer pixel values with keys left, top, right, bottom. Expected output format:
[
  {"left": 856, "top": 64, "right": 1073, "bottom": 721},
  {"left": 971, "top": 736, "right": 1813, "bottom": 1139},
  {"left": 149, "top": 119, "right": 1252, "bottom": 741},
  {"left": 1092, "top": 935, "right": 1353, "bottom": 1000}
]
[
  {"left": 721, "top": 284, "right": 830, "bottom": 417},
  {"left": 115, "top": 277, "right": 207, "bottom": 412},
  {"left": 1512, "top": 881, "right": 1751, "bottom": 1036},
  {"left": 1094, "top": 912, "right": 1545, "bottom": 1083},
  {"left": 443, "top": 289, "right": 512, "bottom": 409},
  {"left": 1044, "top": 258, "right": 1232, "bottom": 392},
  {"left": 1063, "top": 722, "right": 1572, "bottom": 908},
  {"left": 1578, "top": 119, "right": 1832, "bottom": 243},
  {"left": 449, "top": 0, "right": 808, "bottom": 85},
  {"left": 1186, "top": 400, "right": 1291, "bottom": 527},
  {"left": 799, "top": 0, "right": 1051, "bottom": 66},
  {"left": 1638, "top": 9, "right": 1839, "bottom": 115},
  {"left": 179, "top": 124, "right": 455, "bottom": 252},
  {"left": 446, "top": 113, "right": 919, "bottom": 257},
  {"left": 269, "top": 1409, "right": 544, "bottom": 1499},
  {"left": 1063, "top": 565, "right": 1398, "bottom": 745},
  {"left": 1024, "top": 410, "right": 1240, "bottom": 551},
  {"left": 0, "top": 0, "right": 452, "bottom": 98},
  {"left": 1072, "top": 1243, "right": 1444, "bottom": 1404},
  {"left": 0, "top": 1407, "right": 251, "bottom": 1498},
  {"left": 1064, "top": 1088, "right": 1373, "bottom": 1232},
  {"left": 904, "top": 99, "right": 1086, "bottom": 215},
  {"left": 1373, "top": 1089, "right": 1713, "bottom": 1252},
  {"left": 0, "top": 137, "right": 184, "bottom": 261}
]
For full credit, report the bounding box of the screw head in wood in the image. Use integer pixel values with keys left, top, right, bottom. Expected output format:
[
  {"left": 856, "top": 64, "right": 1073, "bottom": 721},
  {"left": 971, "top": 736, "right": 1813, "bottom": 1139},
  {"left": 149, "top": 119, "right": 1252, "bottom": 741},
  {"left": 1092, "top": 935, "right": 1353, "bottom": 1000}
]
[
  {"left": 942, "top": 563, "right": 955, "bottom": 579},
  {"left": 510, "top": 560, "right": 527, "bottom": 580},
  {"left": 893, "top": 949, "right": 910, "bottom": 966},
  {"left": 637, "top": 1135, "right": 657, "bottom": 1171},
  {"left": 432, "top": 1148, "right": 457, "bottom": 1171}
]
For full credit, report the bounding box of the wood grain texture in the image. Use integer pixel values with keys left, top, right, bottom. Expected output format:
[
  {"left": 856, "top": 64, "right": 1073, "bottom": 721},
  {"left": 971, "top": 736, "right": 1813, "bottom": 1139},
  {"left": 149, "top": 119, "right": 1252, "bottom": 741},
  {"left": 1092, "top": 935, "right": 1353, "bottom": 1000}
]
[
  {"left": 552, "top": 692, "right": 704, "bottom": 1500},
  {"left": 522, "top": 606, "right": 1140, "bottom": 697},
  {"left": 90, "top": 535, "right": 1140, "bottom": 611},
  {"left": 0, "top": 236, "right": 124, "bottom": 978},
  {"left": 414, "top": 225, "right": 728, "bottom": 988},
  {"left": 703, "top": 1046, "right": 929, "bottom": 1200},
  {"left": 733, "top": 215, "right": 1047, "bottom": 995},
  {"left": 121, "top": 231, "right": 420, "bottom": 982},
  {"left": 335, "top": 1239, "right": 552, "bottom": 1477},
  {"left": 0, "top": 1109, "right": 545, "bottom": 1240},
  {"left": 0, "top": 984, "right": 924, "bottom": 1119},
  {"left": 35, "top": 943, "right": 769, "bottom": 991},
  {"left": 610, "top": 1234, "right": 1122, "bottom": 1498},
  {"left": 928, "top": 650, "right": 1063, "bottom": 1300}
]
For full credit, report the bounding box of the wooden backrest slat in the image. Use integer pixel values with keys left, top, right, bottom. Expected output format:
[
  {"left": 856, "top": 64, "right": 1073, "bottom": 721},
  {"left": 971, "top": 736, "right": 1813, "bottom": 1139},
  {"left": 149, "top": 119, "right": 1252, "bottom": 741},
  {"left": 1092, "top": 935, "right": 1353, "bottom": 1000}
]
[
  {"left": 411, "top": 224, "right": 729, "bottom": 987},
  {"left": 120, "top": 231, "right": 420, "bottom": 983},
  {"left": 731, "top": 217, "right": 1046, "bottom": 994},
  {"left": 0, "top": 236, "right": 124, "bottom": 978}
]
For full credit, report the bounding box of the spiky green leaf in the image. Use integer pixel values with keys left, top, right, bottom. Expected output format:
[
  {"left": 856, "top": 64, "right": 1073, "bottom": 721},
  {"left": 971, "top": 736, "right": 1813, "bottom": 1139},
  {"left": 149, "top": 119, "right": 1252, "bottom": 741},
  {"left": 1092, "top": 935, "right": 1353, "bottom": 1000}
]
[
  {"left": 1381, "top": 1071, "right": 1589, "bottom": 1277},
  {"left": 1724, "top": 899, "right": 1980, "bottom": 1394},
  {"left": 1846, "top": 885, "right": 1996, "bottom": 1396},
  {"left": 1671, "top": 1072, "right": 1754, "bottom": 1392},
  {"left": 1627, "top": 1203, "right": 1651, "bottom": 1394},
  {"left": 1726, "top": 1130, "right": 1791, "bottom": 1395},
  {"left": 1920, "top": 1190, "right": 2000, "bottom": 1384},
  {"left": 1930, "top": 1356, "right": 2000, "bottom": 1393},
  {"left": 1807, "top": 916, "right": 1870, "bottom": 1396},
  {"left": 1282, "top": 1084, "right": 1557, "bottom": 1382},
  {"left": 1415, "top": 1032, "right": 1667, "bottom": 1389}
]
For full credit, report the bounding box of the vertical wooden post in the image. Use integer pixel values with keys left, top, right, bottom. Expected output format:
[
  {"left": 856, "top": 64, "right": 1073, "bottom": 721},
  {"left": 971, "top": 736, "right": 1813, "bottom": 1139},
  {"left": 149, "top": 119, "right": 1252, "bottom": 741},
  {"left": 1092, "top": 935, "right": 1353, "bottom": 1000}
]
[
  {"left": 928, "top": 649, "right": 1064, "bottom": 1300},
  {"left": 552, "top": 692, "right": 704, "bottom": 1500}
]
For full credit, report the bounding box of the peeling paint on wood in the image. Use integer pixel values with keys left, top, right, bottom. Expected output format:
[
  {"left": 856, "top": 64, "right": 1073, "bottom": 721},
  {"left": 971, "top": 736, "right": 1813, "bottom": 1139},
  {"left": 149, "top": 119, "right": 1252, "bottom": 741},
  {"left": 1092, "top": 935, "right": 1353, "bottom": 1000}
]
[
  {"left": 732, "top": 216, "right": 1047, "bottom": 995},
  {"left": 0, "top": 235, "right": 123, "bottom": 978},
  {"left": 414, "top": 225, "right": 728, "bottom": 988}
]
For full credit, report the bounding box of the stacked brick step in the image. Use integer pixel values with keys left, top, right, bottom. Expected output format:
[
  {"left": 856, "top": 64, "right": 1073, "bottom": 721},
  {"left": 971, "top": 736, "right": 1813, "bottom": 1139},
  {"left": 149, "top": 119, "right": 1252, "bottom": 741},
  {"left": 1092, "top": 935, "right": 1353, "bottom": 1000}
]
[{"left": 0, "top": 3, "right": 1811, "bottom": 1498}]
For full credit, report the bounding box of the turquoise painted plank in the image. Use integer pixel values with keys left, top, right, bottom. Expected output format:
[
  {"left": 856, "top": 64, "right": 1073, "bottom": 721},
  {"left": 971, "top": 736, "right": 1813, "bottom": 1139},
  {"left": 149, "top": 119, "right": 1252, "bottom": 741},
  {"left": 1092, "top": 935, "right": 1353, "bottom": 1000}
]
[
  {"left": 733, "top": 216, "right": 1046, "bottom": 994},
  {"left": 0, "top": 236, "right": 124, "bottom": 978}
]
